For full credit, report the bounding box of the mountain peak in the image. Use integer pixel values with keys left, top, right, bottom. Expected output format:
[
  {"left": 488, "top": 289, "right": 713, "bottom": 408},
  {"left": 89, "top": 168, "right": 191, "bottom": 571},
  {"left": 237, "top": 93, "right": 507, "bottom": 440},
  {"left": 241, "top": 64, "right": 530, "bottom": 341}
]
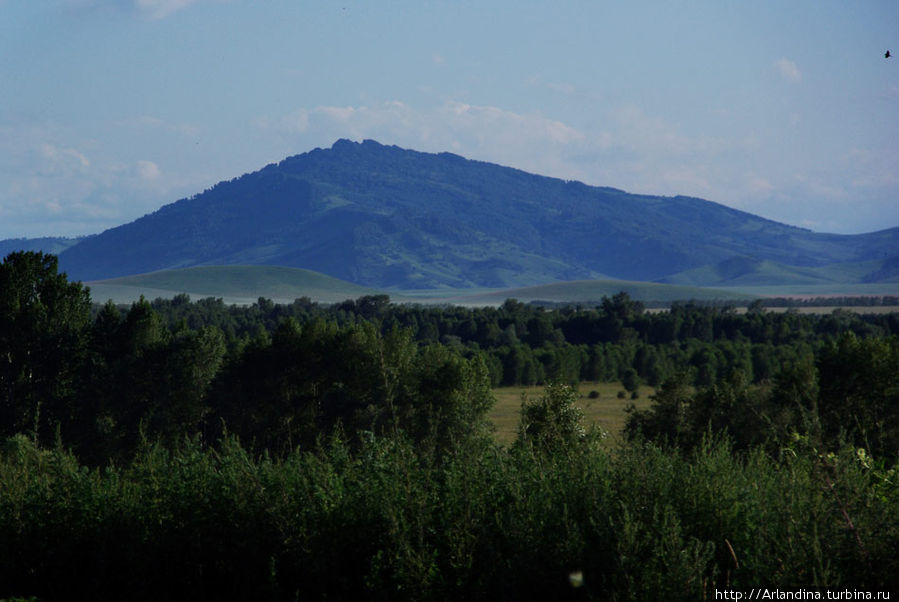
[
  {"left": 330, "top": 138, "right": 386, "bottom": 152},
  {"left": 330, "top": 138, "right": 359, "bottom": 151}
]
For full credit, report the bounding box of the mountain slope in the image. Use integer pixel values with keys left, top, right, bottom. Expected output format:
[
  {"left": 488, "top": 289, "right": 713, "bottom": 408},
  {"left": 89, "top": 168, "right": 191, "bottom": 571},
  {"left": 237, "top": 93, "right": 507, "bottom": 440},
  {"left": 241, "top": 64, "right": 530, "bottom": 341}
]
[{"left": 58, "top": 139, "right": 899, "bottom": 288}]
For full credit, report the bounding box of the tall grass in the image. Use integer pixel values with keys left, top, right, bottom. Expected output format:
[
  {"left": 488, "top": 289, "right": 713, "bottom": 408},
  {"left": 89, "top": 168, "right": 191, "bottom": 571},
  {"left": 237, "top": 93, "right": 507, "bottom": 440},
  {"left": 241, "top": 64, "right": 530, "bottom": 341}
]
[{"left": 1, "top": 433, "right": 896, "bottom": 600}]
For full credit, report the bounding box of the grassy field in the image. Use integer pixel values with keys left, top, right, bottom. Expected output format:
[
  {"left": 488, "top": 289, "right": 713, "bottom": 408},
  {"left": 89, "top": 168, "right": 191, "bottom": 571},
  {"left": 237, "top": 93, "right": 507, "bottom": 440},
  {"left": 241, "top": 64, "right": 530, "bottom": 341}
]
[
  {"left": 761, "top": 305, "right": 899, "bottom": 314},
  {"left": 412, "top": 278, "right": 755, "bottom": 306},
  {"left": 718, "top": 282, "right": 899, "bottom": 297},
  {"left": 488, "top": 382, "right": 654, "bottom": 447}
]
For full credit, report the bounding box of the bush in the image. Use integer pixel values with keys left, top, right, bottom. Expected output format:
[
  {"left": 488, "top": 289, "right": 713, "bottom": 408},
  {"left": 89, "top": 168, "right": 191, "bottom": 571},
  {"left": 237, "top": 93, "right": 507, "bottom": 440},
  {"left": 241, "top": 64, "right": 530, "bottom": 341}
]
[
  {"left": 1, "top": 433, "right": 898, "bottom": 599},
  {"left": 515, "top": 383, "right": 586, "bottom": 453}
]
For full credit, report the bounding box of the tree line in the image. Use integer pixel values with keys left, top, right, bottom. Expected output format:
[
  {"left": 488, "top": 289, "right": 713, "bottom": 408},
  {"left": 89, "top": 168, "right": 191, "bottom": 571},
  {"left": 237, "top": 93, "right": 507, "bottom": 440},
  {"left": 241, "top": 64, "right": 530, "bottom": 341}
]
[
  {"left": 147, "top": 288, "right": 896, "bottom": 388},
  {"left": 3, "top": 250, "right": 898, "bottom": 463}
]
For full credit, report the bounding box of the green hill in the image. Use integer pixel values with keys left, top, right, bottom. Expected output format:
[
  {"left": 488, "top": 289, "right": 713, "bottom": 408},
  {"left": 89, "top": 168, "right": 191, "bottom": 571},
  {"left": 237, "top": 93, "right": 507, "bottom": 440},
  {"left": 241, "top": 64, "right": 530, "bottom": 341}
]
[
  {"left": 661, "top": 255, "right": 899, "bottom": 288},
  {"left": 86, "top": 265, "right": 760, "bottom": 307},
  {"left": 87, "top": 265, "right": 382, "bottom": 305}
]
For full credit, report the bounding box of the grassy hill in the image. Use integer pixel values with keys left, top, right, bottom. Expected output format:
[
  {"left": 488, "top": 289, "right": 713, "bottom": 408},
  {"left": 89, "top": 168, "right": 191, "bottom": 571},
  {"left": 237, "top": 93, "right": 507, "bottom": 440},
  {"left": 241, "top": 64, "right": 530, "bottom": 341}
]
[
  {"left": 85, "top": 265, "right": 759, "bottom": 306},
  {"left": 87, "top": 265, "right": 382, "bottom": 305},
  {"left": 661, "top": 255, "right": 899, "bottom": 288}
]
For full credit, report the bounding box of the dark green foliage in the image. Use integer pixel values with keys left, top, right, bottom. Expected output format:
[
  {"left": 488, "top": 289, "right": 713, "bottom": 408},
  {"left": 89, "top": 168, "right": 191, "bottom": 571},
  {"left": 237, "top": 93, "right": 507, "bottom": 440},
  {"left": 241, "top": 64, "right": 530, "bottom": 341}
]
[
  {"left": 0, "top": 252, "right": 91, "bottom": 445},
  {"left": 621, "top": 368, "right": 640, "bottom": 393},
  {"left": 817, "top": 333, "right": 899, "bottom": 459},
  {"left": 515, "top": 383, "right": 588, "bottom": 453},
  {"left": 626, "top": 335, "right": 899, "bottom": 460},
  {"left": 2, "top": 432, "right": 897, "bottom": 600},
  {"left": 210, "top": 319, "right": 495, "bottom": 455},
  {"left": 124, "top": 290, "right": 899, "bottom": 392}
]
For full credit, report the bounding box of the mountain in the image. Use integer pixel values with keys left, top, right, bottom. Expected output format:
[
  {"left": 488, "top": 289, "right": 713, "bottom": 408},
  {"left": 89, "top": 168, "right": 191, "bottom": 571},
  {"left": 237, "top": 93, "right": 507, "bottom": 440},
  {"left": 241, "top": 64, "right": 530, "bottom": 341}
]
[{"left": 58, "top": 139, "right": 899, "bottom": 289}]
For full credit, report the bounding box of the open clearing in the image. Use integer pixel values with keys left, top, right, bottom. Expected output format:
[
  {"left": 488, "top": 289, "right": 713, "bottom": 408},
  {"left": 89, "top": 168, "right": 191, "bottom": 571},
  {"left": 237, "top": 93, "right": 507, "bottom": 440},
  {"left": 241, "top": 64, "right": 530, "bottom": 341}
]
[{"left": 489, "top": 382, "right": 654, "bottom": 447}]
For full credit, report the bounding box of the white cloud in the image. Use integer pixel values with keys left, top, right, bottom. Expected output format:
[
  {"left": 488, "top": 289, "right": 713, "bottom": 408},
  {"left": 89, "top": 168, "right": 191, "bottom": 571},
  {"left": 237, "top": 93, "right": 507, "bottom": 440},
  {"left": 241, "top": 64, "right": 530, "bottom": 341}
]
[
  {"left": 439, "top": 101, "right": 586, "bottom": 146},
  {"left": 135, "top": 159, "right": 161, "bottom": 180},
  {"left": 0, "top": 122, "right": 209, "bottom": 237},
  {"left": 38, "top": 142, "right": 90, "bottom": 167},
  {"left": 281, "top": 110, "right": 309, "bottom": 134},
  {"left": 316, "top": 105, "right": 360, "bottom": 124},
  {"left": 37, "top": 142, "right": 91, "bottom": 174},
  {"left": 527, "top": 75, "right": 578, "bottom": 96},
  {"left": 123, "top": 115, "right": 200, "bottom": 138},
  {"left": 61, "top": 0, "right": 214, "bottom": 19},
  {"left": 134, "top": 0, "right": 198, "bottom": 19},
  {"left": 610, "top": 104, "right": 725, "bottom": 156},
  {"left": 775, "top": 58, "right": 802, "bottom": 83}
]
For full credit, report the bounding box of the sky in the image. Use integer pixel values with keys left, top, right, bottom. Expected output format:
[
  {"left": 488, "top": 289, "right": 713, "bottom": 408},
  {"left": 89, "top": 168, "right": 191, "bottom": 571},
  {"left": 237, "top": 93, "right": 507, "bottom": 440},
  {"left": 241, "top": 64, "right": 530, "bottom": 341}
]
[{"left": 1, "top": 0, "right": 898, "bottom": 239}]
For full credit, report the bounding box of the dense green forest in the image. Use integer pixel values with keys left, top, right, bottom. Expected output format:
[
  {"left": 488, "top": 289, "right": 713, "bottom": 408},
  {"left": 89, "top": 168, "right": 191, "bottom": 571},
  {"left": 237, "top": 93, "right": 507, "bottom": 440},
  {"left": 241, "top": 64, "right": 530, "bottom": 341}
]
[{"left": 2, "top": 251, "right": 898, "bottom": 600}]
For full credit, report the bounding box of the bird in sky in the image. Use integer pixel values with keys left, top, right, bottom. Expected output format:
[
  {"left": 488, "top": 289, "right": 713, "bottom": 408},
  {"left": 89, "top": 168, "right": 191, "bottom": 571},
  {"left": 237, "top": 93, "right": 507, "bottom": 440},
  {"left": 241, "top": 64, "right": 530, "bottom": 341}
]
[{"left": 887, "top": 50, "right": 892, "bottom": 58}]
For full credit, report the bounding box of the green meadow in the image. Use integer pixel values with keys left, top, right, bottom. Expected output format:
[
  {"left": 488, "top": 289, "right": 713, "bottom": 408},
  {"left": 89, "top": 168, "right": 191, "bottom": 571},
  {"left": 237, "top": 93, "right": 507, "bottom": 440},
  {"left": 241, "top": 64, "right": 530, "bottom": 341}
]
[{"left": 490, "top": 382, "right": 654, "bottom": 446}]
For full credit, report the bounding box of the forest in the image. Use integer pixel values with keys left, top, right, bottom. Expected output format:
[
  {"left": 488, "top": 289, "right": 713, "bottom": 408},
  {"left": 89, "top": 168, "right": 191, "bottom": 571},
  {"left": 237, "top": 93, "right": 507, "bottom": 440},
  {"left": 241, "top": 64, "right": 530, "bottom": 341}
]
[{"left": 2, "top": 251, "right": 898, "bottom": 600}]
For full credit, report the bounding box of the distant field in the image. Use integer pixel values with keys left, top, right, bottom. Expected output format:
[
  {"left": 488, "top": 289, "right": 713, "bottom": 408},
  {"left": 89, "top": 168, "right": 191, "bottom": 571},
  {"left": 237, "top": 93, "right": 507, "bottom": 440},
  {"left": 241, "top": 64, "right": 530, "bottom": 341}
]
[
  {"left": 718, "top": 283, "right": 899, "bottom": 297},
  {"left": 762, "top": 306, "right": 899, "bottom": 315},
  {"left": 416, "top": 279, "right": 756, "bottom": 306},
  {"left": 644, "top": 305, "right": 899, "bottom": 315},
  {"left": 489, "top": 382, "right": 654, "bottom": 447}
]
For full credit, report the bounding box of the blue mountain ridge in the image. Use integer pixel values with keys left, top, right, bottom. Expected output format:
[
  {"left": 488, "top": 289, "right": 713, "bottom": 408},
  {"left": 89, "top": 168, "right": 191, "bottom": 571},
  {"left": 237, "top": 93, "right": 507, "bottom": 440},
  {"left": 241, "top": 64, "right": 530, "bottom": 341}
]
[{"left": 45, "top": 139, "right": 899, "bottom": 289}]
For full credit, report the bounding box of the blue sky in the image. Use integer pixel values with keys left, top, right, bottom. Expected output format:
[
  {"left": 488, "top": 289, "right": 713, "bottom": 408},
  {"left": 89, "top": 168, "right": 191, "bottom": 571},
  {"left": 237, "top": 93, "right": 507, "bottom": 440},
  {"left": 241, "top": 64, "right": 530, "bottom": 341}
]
[{"left": 2, "top": 0, "right": 897, "bottom": 239}]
